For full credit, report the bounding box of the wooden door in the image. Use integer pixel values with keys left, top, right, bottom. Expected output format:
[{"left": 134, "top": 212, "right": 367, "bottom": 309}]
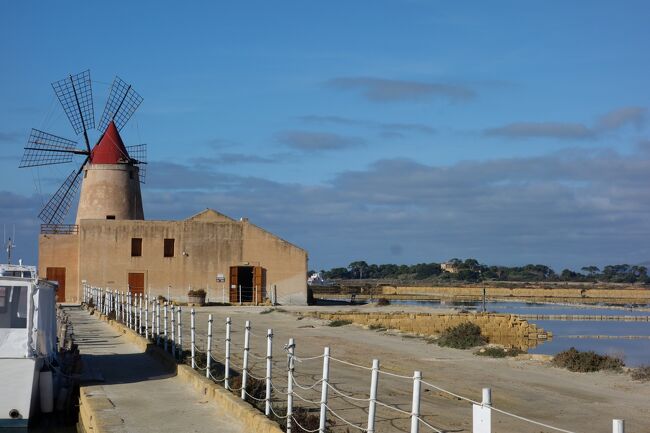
[
  {"left": 229, "top": 266, "right": 238, "bottom": 303},
  {"left": 128, "top": 273, "right": 145, "bottom": 295},
  {"left": 46, "top": 267, "right": 66, "bottom": 302},
  {"left": 253, "top": 266, "right": 266, "bottom": 303}
]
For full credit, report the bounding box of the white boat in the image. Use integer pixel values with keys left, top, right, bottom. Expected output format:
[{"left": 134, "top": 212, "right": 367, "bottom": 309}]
[{"left": 0, "top": 263, "right": 58, "bottom": 427}]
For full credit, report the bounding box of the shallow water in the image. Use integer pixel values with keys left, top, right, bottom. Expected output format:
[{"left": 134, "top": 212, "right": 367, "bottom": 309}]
[{"left": 381, "top": 299, "right": 650, "bottom": 366}]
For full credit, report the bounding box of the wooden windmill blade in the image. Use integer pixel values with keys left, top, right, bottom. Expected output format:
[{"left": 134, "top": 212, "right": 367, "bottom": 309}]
[
  {"left": 97, "top": 76, "right": 143, "bottom": 132},
  {"left": 126, "top": 143, "right": 147, "bottom": 183},
  {"left": 20, "top": 70, "right": 96, "bottom": 225},
  {"left": 38, "top": 165, "right": 86, "bottom": 225},
  {"left": 19, "top": 129, "right": 86, "bottom": 168},
  {"left": 51, "top": 70, "right": 95, "bottom": 151}
]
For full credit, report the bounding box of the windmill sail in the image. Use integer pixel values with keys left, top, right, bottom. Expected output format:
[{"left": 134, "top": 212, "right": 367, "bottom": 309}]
[
  {"left": 126, "top": 144, "right": 147, "bottom": 183},
  {"left": 98, "top": 76, "right": 143, "bottom": 132},
  {"left": 51, "top": 70, "right": 95, "bottom": 150},
  {"left": 38, "top": 168, "right": 84, "bottom": 225},
  {"left": 19, "top": 129, "right": 82, "bottom": 168}
]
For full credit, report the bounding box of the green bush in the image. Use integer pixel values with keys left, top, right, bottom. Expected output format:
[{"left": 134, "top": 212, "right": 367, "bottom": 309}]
[
  {"left": 552, "top": 347, "right": 624, "bottom": 372},
  {"left": 475, "top": 346, "right": 523, "bottom": 358},
  {"left": 437, "top": 322, "right": 486, "bottom": 349},
  {"left": 631, "top": 365, "right": 650, "bottom": 382},
  {"left": 328, "top": 319, "right": 352, "bottom": 327},
  {"left": 376, "top": 297, "right": 391, "bottom": 306}
]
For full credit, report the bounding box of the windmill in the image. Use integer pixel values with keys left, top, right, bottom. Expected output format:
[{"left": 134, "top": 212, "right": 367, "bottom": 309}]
[{"left": 19, "top": 70, "right": 146, "bottom": 227}]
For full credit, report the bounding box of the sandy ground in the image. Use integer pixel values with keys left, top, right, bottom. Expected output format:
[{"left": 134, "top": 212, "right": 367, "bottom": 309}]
[{"left": 170, "top": 304, "right": 650, "bottom": 433}]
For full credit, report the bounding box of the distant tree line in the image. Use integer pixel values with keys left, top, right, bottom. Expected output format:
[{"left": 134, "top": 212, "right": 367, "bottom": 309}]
[{"left": 312, "top": 259, "right": 649, "bottom": 284}]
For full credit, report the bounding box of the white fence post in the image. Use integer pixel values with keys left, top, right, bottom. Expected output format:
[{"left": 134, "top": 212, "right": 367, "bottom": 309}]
[
  {"left": 410, "top": 371, "right": 421, "bottom": 433},
  {"left": 171, "top": 304, "right": 176, "bottom": 355},
  {"left": 132, "top": 293, "right": 136, "bottom": 329},
  {"left": 319, "top": 347, "right": 330, "bottom": 433},
  {"left": 265, "top": 328, "right": 273, "bottom": 416},
  {"left": 613, "top": 419, "right": 625, "bottom": 433},
  {"left": 163, "top": 302, "right": 168, "bottom": 352},
  {"left": 128, "top": 292, "right": 132, "bottom": 329},
  {"left": 241, "top": 320, "right": 251, "bottom": 400},
  {"left": 473, "top": 387, "right": 492, "bottom": 433},
  {"left": 367, "top": 359, "right": 379, "bottom": 433},
  {"left": 144, "top": 294, "right": 149, "bottom": 339},
  {"left": 114, "top": 290, "right": 118, "bottom": 318},
  {"left": 286, "top": 338, "right": 295, "bottom": 433},
  {"left": 138, "top": 294, "right": 142, "bottom": 333},
  {"left": 151, "top": 298, "right": 156, "bottom": 339},
  {"left": 225, "top": 317, "right": 231, "bottom": 390},
  {"left": 190, "top": 308, "right": 196, "bottom": 369},
  {"left": 177, "top": 306, "right": 182, "bottom": 359},
  {"left": 206, "top": 314, "right": 213, "bottom": 379},
  {"left": 156, "top": 300, "right": 161, "bottom": 345},
  {"left": 134, "top": 293, "right": 137, "bottom": 330},
  {"left": 120, "top": 291, "right": 125, "bottom": 323}
]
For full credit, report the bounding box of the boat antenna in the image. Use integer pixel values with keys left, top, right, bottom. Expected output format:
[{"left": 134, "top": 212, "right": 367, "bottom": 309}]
[
  {"left": 6, "top": 237, "right": 15, "bottom": 265},
  {"left": 5, "top": 224, "right": 16, "bottom": 264}
]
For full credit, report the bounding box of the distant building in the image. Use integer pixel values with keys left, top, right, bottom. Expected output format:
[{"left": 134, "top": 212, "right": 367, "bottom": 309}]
[
  {"left": 39, "top": 125, "right": 307, "bottom": 304},
  {"left": 441, "top": 262, "right": 459, "bottom": 273},
  {"left": 308, "top": 272, "right": 326, "bottom": 286}
]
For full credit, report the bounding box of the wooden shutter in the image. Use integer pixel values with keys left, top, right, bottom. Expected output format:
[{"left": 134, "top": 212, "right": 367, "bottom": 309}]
[
  {"left": 46, "top": 267, "right": 66, "bottom": 302},
  {"left": 229, "top": 266, "right": 238, "bottom": 303},
  {"left": 253, "top": 267, "right": 266, "bottom": 302},
  {"left": 128, "top": 273, "right": 145, "bottom": 295}
]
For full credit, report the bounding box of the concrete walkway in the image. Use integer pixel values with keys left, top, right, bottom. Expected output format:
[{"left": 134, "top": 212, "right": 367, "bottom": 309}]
[{"left": 66, "top": 306, "right": 246, "bottom": 433}]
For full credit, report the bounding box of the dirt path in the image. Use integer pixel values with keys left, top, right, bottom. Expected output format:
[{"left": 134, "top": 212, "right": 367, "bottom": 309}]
[{"left": 178, "top": 304, "right": 649, "bottom": 433}]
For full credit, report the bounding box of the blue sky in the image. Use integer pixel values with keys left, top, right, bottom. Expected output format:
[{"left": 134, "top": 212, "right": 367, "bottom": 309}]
[{"left": 1, "top": 1, "right": 650, "bottom": 271}]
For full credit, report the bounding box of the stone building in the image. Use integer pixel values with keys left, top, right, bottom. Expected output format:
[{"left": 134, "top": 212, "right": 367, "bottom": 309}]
[{"left": 38, "top": 123, "right": 308, "bottom": 304}]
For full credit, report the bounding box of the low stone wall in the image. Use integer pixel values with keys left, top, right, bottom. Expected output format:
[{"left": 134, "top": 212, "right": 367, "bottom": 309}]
[
  {"left": 308, "top": 311, "right": 550, "bottom": 350},
  {"left": 382, "top": 285, "right": 650, "bottom": 304}
]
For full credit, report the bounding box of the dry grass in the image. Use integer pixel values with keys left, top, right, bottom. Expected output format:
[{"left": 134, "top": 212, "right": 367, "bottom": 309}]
[{"left": 552, "top": 348, "right": 624, "bottom": 372}]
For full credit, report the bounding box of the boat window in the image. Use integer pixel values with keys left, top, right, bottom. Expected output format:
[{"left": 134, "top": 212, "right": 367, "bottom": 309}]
[{"left": 0, "top": 286, "right": 28, "bottom": 328}]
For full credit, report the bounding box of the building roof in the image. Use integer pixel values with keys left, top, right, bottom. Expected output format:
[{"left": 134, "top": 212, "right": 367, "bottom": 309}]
[
  {"left": 185, "top": 209, "right": 236, "bottom": 223},
  {"left": 90, "top": 121, "right": 130, "bottom": 164}
]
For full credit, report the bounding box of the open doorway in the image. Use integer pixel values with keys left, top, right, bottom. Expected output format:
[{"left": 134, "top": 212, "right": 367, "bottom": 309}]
[{"left": 229, "top": 266, "right": 266, "bottom": 304}]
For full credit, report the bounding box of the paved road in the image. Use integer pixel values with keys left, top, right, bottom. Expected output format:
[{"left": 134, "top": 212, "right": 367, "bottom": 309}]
[{"left": 66, "top": 306, "right": 245, "bottom": 433}]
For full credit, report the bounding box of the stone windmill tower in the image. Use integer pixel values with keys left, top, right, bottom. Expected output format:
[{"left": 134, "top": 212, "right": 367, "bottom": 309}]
[
  {"left": 19, "top": 70, "right": 147, "bottom": 226},
  {"left": 76, "top": 121, "right": 144, "bottom": 223}
]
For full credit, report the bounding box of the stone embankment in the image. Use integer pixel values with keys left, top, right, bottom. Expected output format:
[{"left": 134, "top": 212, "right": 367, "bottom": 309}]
[
  {"left": 517, "top": 314, "right": 650, "bottom": 321},
  {"left": 313, "top": 284, "right": 650, "bottom": 304},
  {"left": 306, "top": 311, "right": 550, "bottom": 350}
]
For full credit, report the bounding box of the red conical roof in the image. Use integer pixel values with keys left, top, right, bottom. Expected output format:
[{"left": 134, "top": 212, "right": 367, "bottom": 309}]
[{"left": 90, "top": 121, "right": 130, "bottom": 164}]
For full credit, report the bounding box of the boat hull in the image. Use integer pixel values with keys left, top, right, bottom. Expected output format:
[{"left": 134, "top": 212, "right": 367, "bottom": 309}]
[{"left": 0, "top": 357, "right": 43, "bottom": 427}]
